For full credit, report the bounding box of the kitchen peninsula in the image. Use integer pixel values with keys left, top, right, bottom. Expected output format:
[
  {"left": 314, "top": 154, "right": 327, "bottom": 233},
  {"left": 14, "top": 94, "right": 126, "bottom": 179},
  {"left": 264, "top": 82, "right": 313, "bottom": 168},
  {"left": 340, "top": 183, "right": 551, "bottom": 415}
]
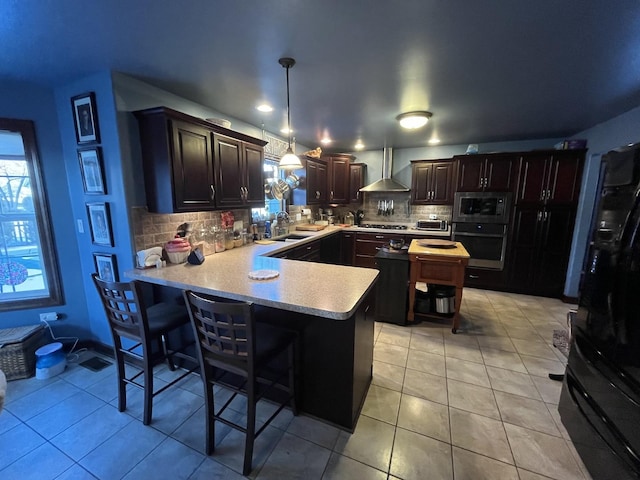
[{"left": 126, "top": 227, "right": 378, "bottom": 431}]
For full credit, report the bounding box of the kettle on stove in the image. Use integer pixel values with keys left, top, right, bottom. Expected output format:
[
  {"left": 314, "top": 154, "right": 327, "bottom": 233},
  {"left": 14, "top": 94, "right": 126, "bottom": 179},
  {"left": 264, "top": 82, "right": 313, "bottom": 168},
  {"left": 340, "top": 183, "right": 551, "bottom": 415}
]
[{"left": 355, "top": 209, "right": 365, "bottom": 226}]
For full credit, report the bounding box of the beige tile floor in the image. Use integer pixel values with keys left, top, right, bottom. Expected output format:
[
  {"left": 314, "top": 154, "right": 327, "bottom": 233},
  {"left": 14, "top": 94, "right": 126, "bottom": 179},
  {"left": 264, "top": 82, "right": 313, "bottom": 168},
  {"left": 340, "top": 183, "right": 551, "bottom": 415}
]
[{"left": 0, "top": 288, "right": 593, "bottom": 479}]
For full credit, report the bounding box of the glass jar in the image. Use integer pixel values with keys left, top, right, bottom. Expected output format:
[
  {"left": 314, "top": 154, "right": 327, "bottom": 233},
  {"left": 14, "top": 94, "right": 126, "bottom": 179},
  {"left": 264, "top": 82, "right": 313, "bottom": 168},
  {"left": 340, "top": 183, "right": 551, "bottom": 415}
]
[
  {"left": 224, "top": 228, "right": 235, "bottom": 250},
  {"left": 213, "top": 226, "right": 225, "bottom": 253}
]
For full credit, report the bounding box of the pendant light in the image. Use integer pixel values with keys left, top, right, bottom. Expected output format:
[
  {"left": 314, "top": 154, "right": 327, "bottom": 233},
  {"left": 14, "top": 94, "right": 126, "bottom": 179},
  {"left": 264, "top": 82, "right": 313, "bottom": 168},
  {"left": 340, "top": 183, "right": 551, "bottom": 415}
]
[{"left": 278, "top": 57, "right": 302, "bottom": 170}]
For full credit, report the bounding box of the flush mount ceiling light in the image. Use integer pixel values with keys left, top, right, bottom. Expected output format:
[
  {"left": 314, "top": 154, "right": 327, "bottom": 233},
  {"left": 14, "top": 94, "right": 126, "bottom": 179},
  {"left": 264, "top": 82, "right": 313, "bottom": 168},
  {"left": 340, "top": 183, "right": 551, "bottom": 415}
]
[
  {"left": 396, "top": 111, "right": 433, "bottom": 130},
  {"left": 256, "top": 104, "right": 273, "bottom": 112},
  {"left": 278, "top": 57, "right": 302, "bottom": 170}
]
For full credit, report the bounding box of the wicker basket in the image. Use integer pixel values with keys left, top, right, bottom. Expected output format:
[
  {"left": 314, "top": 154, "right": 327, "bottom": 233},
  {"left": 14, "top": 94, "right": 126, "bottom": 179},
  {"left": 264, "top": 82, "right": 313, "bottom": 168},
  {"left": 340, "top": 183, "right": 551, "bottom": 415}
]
[{"left": 0, "top": 324, "right": 46, "bottom": 381}]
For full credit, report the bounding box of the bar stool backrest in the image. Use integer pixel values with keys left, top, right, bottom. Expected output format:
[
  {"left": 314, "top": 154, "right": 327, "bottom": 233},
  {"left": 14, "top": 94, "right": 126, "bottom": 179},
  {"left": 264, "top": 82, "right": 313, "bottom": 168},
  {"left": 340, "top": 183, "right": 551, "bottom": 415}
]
[
  {"left": 183, "top": 292, "right": 255, "bottom": 373},
  {"left": 92, "top": 274, "right": 151, "bottom": 342}
]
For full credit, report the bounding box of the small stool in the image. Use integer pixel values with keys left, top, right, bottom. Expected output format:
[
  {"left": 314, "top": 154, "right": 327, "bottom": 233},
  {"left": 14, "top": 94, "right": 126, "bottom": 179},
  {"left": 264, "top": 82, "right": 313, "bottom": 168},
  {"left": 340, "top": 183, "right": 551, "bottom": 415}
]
[{"left": 35, "top": 342, "right": 66, "bottom": 379}]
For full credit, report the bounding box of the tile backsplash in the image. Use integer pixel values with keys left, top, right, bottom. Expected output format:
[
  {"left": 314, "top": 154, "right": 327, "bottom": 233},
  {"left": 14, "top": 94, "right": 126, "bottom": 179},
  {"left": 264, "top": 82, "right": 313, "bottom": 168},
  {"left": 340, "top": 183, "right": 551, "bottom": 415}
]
[
  {"left": 131, "top": 207, "right": 251, "bottom": 252},
  {"left": 286, "top": 192, "right": 451, "bottom": 225}
]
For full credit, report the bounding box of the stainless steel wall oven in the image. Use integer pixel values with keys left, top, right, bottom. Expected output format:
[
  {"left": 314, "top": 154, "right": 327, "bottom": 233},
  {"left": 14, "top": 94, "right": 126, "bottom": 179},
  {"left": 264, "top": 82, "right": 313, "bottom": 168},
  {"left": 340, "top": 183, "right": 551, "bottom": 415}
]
[
  {"left": 452, "top": 192, "right": 511, "bottom": 270},
  {"left": 452, "top": 222, "right": 508, "bottom": 270}
]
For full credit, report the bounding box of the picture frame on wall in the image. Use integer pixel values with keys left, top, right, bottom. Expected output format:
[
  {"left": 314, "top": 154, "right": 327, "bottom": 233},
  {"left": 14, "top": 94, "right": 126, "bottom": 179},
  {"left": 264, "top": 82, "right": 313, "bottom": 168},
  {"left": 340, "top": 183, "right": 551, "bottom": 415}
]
[
  {"left": 93, "top": 253, "right": 118, "bottom": 282},
  {"left": 71, "top": 92, "right": 100, "bottom": 144},
  {"left": 86, "top": 202, "right": 113, "bottom": 246},
  {"left": 78, "top": 147, "right": 106, "bottom": 194}
]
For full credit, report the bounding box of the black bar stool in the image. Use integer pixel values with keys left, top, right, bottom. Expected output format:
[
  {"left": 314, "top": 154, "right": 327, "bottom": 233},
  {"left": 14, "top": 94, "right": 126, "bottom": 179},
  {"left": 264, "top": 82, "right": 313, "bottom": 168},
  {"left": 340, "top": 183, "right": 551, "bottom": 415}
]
[
  {"left": 182, "top": 290, "right": 298, "bottom": 476},
  {"left": 92, "top": 274, "right": 197, "bottom": 425}
]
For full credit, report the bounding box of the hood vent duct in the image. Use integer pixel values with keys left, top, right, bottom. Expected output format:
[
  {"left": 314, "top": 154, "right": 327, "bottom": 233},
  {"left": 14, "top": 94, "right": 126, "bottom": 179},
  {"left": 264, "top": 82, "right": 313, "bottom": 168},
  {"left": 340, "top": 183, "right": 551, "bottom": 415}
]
[{"left": 359, "top": 147, "right": 410, "bottom": 192}]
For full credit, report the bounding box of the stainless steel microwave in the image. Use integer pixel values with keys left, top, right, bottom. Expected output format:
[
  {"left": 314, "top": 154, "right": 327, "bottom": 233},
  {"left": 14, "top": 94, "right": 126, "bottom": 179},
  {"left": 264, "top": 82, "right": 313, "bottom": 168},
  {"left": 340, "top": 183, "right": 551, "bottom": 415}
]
[{"left": 452, "top": 191, "right": 512, "bottom": 224}]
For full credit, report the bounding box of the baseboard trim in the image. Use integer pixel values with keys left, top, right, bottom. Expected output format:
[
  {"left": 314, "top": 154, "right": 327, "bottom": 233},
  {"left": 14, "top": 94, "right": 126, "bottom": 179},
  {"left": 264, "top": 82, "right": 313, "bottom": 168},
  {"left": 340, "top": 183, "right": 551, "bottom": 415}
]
[{"left": 75, "top": 340, "right": 114, "bottom": 358}]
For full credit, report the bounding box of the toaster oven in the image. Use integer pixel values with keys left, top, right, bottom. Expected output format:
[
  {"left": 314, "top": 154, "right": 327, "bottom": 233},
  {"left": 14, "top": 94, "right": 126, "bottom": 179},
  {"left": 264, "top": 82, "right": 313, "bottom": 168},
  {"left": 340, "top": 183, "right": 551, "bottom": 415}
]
[{"left": 415, "top": 220, "right": 448, "bottom": 231}]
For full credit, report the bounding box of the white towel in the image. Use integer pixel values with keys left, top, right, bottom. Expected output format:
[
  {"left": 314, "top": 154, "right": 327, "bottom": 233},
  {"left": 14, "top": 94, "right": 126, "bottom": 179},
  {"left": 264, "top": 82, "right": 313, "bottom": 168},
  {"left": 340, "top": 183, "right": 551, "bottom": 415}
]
[{"left": 136, "top": 247, "right": 163, "bottom": 267}]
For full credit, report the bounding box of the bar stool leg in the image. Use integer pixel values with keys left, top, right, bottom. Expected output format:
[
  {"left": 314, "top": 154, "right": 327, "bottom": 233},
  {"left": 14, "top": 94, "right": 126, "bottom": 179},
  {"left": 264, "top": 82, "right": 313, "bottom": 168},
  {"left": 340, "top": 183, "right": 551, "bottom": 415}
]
[
  {"left": 243, "top": 378, "right": 257, "bottom": 476},
  {"left": 142, "top": 342, "right": 154, "bottom": 425},
  {"left": 115, "top": 338, "right": 127, "bottom": 413}
]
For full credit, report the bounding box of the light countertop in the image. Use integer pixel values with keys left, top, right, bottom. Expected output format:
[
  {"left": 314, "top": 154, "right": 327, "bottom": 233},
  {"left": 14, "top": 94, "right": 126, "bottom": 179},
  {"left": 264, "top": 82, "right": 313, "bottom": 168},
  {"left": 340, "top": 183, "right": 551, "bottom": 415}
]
[{"left": 125, "top": 226, "right": 378, "bottom": 320}]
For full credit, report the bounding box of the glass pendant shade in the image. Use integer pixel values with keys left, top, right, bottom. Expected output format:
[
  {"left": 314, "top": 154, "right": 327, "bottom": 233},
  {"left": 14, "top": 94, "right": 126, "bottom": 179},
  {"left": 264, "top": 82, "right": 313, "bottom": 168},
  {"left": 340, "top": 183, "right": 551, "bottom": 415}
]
[{"left": 279, "top": 147, "right": 302, "bottom": 169}]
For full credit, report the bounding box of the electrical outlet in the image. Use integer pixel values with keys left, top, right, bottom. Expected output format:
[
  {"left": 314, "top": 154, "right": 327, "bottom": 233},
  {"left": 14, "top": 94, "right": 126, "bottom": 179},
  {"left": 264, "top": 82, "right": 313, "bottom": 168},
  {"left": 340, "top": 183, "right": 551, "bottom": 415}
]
[{"left": 40, "top": 312, "right": 58, "bottom": 322}]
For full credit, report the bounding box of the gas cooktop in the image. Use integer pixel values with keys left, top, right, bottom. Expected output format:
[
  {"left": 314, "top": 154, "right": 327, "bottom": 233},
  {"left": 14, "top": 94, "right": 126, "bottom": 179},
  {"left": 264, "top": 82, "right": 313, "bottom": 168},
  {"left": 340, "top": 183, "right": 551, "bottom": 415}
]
[{"left": 359, "top": 224, "right": 408, "bottom": 230}]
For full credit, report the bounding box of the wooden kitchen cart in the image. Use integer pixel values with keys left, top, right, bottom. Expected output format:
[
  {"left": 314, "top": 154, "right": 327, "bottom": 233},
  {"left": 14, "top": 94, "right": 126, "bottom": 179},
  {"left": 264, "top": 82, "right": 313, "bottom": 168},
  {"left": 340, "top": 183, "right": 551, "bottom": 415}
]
[{"left": 407, "top": 240, "right": 470, "bottom": 333}]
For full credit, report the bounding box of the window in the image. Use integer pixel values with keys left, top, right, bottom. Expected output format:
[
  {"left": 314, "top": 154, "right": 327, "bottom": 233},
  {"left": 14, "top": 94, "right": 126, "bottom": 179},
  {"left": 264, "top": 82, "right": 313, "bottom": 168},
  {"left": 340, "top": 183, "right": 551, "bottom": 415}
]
[
  {"left": 251, "top": 158, "right": 285, "bottom": 221},
  {"left": 0, "top": 119, "right": 62, "bottom": 311}
]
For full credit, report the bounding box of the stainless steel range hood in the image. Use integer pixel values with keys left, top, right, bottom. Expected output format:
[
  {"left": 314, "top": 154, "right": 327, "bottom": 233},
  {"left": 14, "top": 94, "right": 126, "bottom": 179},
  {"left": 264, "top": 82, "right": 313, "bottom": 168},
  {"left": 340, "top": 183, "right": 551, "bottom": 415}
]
[{"left": 359, "top": 147, "right": 410, "bottom": 192}]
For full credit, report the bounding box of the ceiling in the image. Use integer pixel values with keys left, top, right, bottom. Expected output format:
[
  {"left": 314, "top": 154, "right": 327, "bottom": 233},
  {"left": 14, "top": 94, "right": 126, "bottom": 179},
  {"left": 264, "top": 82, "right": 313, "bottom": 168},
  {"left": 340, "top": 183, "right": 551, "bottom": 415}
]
[{"left": 2, "top": 0, "right": 640, "bottom": 153}]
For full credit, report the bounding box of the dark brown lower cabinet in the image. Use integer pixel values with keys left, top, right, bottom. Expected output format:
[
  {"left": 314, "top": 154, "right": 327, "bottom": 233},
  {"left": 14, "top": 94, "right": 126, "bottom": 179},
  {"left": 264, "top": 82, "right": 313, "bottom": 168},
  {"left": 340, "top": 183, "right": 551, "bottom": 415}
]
[
  {"left": 341, "top": 232, "right": 355, "bottom": 265},
  {"left": 508, "top": 205, "right": 577, "bottom": 297},
  {"left": 463, "top": 267, "right": 505, "bottom": 289}
]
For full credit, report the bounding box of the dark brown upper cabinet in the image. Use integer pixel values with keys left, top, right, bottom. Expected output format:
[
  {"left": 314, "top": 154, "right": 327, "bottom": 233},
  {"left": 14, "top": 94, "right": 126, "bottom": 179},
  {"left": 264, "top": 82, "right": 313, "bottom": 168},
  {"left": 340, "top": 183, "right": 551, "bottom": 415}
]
[
  {"left": 214, "top": 135, "right": 265, "bottom": 208},
  {"left": 305, "top": 157, "right": 328, "bottom": 205},
  {"left": 349, "top": 163, "right": 366, "bottom": 204},
  {"left": 134, "top": 107, "right": 266, "bottom": 213},
  {"left": 455, "top": 154, "right": 515, "bottom": 192},
  {"left": 514, "top": 150, "right": 585, "bottom": 205},
  {"left": 410, "top": 159, "right": 455, "bottom": 205},
  {"left": 325, "top": 154, "right": 352, "bottom": 205}
]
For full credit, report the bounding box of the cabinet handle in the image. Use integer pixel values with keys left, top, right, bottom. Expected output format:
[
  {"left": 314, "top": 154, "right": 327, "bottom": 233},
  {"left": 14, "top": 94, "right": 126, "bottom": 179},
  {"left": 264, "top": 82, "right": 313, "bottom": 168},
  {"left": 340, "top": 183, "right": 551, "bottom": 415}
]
[
  {"left": 344, "top": 234, "right": 352, "bottom": 238},
  {"left": 469, "top": 275, "right": 480, "bottom": 279},
  {"left": 546, "top": 189, "right": 551, "bottom": 201},
  {"left": 240, "top": 186, "right": 245, "bottom": 200},
  {"left": 543, "top": 211, "right": 548, "bottom": 221},
  {"left": 243, "top": 186, "right": 248, "bottom": 199},
  {"left": 316, "top": 190, "right": 320, "bottom": 199},
  {"left": 375, "top": 235, "right": 384, "bottom": 239},
  {"left": 356, "top": 191, "right": 360, "bottom": 200},
  {"left": 210, "top": 185, "right": 215, "bottom": 200},
  {"left": 330, "top": 191, "right": 334, "bottom": 200},
  {"left": 537, "top": 211, "right": 543, "bottom": 222}
]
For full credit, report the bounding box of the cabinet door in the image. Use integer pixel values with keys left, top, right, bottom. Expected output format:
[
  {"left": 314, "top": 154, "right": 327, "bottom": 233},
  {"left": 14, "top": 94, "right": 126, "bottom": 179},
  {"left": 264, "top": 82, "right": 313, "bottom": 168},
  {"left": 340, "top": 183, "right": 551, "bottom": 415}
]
[
  {"left": 328, "top": 156, "right": 351, "bottom": 204},
  {"left": 411, "top": 162, "right": 432, "bottom": 203},
  {"left": 307, "top": 159, "right": 327, "bottom": 205},
  {"left": 349, "top": 163, "right": 365, "bottom": 203},
  {"left": 456, "top": 157, "right": 485, "bottom": 191},
  {"left": 341, "top": 232, "right": 355, "bottom": 265},
  {"left": 243, "top": 143, "right": 265, "bottom": 206},
  {"left": 515, "top": 153, "right": 550, "bottom": 204},
  {"left": 170, "top": 120, "right": 215, "bottom": 211},
  {"left": 485, "top": 155, "right": 515, "bottom": 191},
  {"left": 508, "top": 204, "right": 576, "bottom": 297},
  {"left": 508, "top": 205, "right": 543, "bottom": 290},
  {"left": 213, "top": 135, "right": 244, "bottom": 208},
  {"left": 411, "top": 160, "right": 454, "bottom": 204},
  {"left": 546, "top": 152, "right": 584, "bottom": 204},
  {"left": 431, "top": 162, "right": 455, "bottom": 204},
  {"left": 534, "top": 206, "right": 576, "bottom": 296}
]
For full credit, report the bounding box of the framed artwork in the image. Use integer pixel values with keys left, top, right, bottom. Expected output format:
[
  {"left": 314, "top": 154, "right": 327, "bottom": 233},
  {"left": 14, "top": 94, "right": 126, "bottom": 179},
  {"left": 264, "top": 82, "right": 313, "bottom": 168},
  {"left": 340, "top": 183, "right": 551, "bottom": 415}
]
[
  {"left": 71, "top": 92, "right": 100, "bottom": 144},
  {"left": 93, "top": 253, "right": 118, "bottom": 282},
  {"left": 78, "top": 147, "right": 106, "bottom": 194},
  {"left": 86, "top": 202, "right": 113, "bottom": 246}
]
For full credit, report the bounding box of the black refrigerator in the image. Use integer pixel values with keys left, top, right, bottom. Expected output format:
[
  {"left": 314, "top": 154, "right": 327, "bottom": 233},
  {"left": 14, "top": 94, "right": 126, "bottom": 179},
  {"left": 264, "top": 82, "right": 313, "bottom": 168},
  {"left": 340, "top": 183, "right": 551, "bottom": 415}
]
[{"left": 559, "top": 143, "right": 640, "bottom": 479}]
